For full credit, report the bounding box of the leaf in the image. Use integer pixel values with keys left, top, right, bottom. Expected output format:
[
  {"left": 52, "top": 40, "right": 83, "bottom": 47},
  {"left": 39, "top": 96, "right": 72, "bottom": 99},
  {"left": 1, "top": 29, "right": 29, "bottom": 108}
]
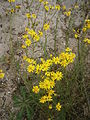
[
  {"left": 16, "top": 108, "right": 24, "bottom": 120},
  {"left": 26, "top": 107, "right": 31, "bottom": 120},
  {"left": 20, "top": 86, "right": 27, "bottom": 100}
]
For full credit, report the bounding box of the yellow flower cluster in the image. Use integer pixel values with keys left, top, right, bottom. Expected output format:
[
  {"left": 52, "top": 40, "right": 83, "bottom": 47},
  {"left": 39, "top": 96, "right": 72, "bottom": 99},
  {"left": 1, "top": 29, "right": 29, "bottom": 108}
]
[
  {"left": 62, "top": 5, "right": 71, "bottom": 17},
  {"left": 83, "top": 38, "right": 90, "bottom": 44},
  {"left": 23, "top": 48, "right": 75, "bottom": 112},
  {"left": 85, "top": 19, "right": 90, "bottom": 29},
  {"left": 25, "top": 48, "right": 75, "bottom": 73},
  {"left": 28, "top": 29, "right": 40, "bottom": 41},
  {"left": 22, "top": 28, "right": 43, "bottom": 49},
  {"left": 26, "top": 13, "right": 36, "bottom": 19},
  {"left": 82, "top": 19, "right": 90, "bottom": 32},
  {"left": 39, "top": 0, "right": 60, "bottom": 11},
  {"left": 73, "top": 29, "right": 80, "bottom": 39},
  {"left": 0, "top": 69, "right": 5, "bottom": 79},
  {"left": 39, "top": 77, "right": 55, "bottom": 90},
  {"left": 40, "top": 95, "right": 52, "bottom": 103}
]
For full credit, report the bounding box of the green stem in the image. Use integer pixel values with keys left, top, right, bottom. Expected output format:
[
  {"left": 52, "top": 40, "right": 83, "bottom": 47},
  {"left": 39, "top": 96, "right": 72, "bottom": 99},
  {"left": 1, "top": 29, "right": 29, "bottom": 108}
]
[{"left": 54, "top": 15, "right": 58, "bottom": 55}]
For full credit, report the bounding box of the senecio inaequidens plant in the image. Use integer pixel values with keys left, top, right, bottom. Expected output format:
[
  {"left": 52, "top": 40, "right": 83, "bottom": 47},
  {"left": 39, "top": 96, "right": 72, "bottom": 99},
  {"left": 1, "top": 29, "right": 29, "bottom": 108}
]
[{"left": 1, "top": 0, "right": 89, "bottom": 120}]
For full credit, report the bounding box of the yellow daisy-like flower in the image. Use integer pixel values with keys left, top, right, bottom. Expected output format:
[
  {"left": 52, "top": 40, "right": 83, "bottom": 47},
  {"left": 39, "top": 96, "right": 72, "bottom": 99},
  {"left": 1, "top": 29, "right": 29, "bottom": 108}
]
[
  {"left": 39, "top": 96, "right": 47, "bottom": 103},
  {"left": 25, "top": 39, "right": 31, "bottom": 46},
  {"left": 8, "top": 0, "right": 15, "bottom": 2},
  {"left": 43, "top": 23, "right": 50, "bottom": 31},
  {"left": 62, "top": 5, "right": 66, "bottom": 10},
  {"left": 32, "top": 86, "right": 40, "bottom": 94},
  {"left": 0, "top": 73, "right": 5, "bottom": 79},
  {"left": 11, "top": 9, "right": 14, "bottom": 13},
  {"left": 65, "top": 47, "right": 72, "bottom": 52},
  {"left": 38, "top": 30, "right": 43, "bottom": 36},
  {"left": 26, "top": 13, "right": 31, "bottom": 18},
  {"left": 22, "top": 45, "right": 26, "bottom": 49},
  {"left": 39, "top": 0, "right": 43, "bottom": 2},
  {"left": 27, "top": 64, "right": 35, "bottom": 73},
  {"left": 64, "top": 11, "right": 71, "bottom": 16},
  {"left": 0, "top": 70, "right": 5, "bottom": 79},
  {"left": 56, "top": 102, "right": 62, "bottom": 111},
  {"left": 83, "top": 38, "right": 90, "bottom": 44},
  {"left": 49, "top": 104, "right": 52, "bottom": 109},
  {"left": 0, "top": 69, "right": 3, "bottom": 72},
  {"left": 75, "top": 33, "right": 79, "bottom": 39},
  {"left": 16, "top": 5, "right": 21, "bottom": 9},
  {"left": 55, "top": 71, "right": 63, "bottom": 81},
  {"left": 45, "top": 6, "right": 49, "bottom": 11},
  {"left": 43, "top": 1, "right": 48, "bottom": 5},
  {"left": 82, "top": 27, "right": 87, "bottom": 32},
  {"left": 22, "top": 34, "right": 28, "bottom": 39},
  {"left": 55, "top": 5, "right": 60, "bottom": 10},
  {"left": 32, "top": 14, "right": 36, "bottom": 19}
]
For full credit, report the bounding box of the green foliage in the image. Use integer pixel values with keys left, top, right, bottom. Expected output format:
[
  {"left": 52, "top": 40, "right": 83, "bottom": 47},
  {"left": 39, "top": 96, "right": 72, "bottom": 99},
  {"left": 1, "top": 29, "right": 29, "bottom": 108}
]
[{"left": 13, "top": 86, "right": 37, "bottom": 120}]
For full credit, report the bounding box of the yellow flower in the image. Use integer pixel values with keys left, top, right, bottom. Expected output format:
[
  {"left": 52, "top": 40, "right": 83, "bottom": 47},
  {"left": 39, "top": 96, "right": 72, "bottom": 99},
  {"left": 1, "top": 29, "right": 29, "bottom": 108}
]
[
  {"left": 22, "top": 34, "right": 28, "bottom": 39},
  {"left": 45, "top": 6, "right": 49, "bottom": 11},
  {"left": 22, "top": 45, "right": 26, "bottom": 49},
  {"left": 0, "top": 70, "right": 3, "bottom": 72},
  {"left": 34, "top": 34, "right": 40, "bottom": 41},
  {"left": 39, "top": 0, "right": 43, "bottom": 3},
  {"left": 85, "top": 19, "right": 90, "bottom": 29},
  {"left": 38, "top": 30, "right": 43, "bottom": 36},
  {"left": 43, "top": 1, "right": 48, "bottom": 5},
  {"left": 32, "top": 86, "right": 40, "bottom": 94},
  {"left": 0, "top": 73, "right": 5, "bottom": 79},
  {"left": 25, "top": 39, "right": 31, "bottom": 46},
  {"left": 75, "top": 5, "right": 79, "bottom": 9},
  {"left": 65, "top": 47, "right": 72, "bottom": 52},
  {"left": 46, "top": 95, "right": 53, "bottom": 102},
  {"left": 62, "top": 5, "right": 66, "bottom": 10},
  {"left": 83, "top": 38, "right": 90, "bottom": 44},
  {"left": 8, "top": 0, "right": 15, "bottom": 2},
  {"left": 64, "top": 11, "right": 71, "bottom": 16},
  {"left": 56, "top": 102, "right": 62, "bottom": 111},
  {"left": 11, "top": 9, "right": 14, "bottom": 13},
  {"left": 43, "top": 23, "right": 50, "bottom": 31},
  {"left": 82, "top": 27, "right": 87, "bottom": 32},
  {"left": 39, "top": 0, "right": 43, "bottom": 2},
  {"left": 39, "top": 96, "right": 47, "bottom": 103},
  {"left": 60, "top": 60, "right": 68, "bottom": 67},
  {"left": 55, "top": 71, "right": 63, "bottom": 81},
  {"left": 27, "top": 64, "right": 35, "bottom": 73},
  {"left": 26, "top": 13, "right": 31, "bottom": 18},
  {"left": 25, "top": 27, "right": 30, "bottom": 31},
  {"left": 75, "top": 33, "right": 79, "bottom": 39},
  {"left": 49, "top": 104, "right": 52, "bottom": 109},
  {"left": 49, "top": 5, "right": 54, "bottom": 10},
  {"left": 23, "top": 56, "right": 27, "bottom": 60},
  {"left": 55, "top": 5, "right": 60, "bottom": 10},
  {"left": 16, "top": 5, "right": 21, "bottom": 9},
  {"left": 47, "top": 90, "right": 55, "bottom": 96},
  {"left": 32, "top": 14, "right": 36, "bottom": 19},
  {"left": 28, "top": 29, "right": 36, "bottom": 37},
  {"left": 53, "top": 57, "right": 60, "bottom": 64}
]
